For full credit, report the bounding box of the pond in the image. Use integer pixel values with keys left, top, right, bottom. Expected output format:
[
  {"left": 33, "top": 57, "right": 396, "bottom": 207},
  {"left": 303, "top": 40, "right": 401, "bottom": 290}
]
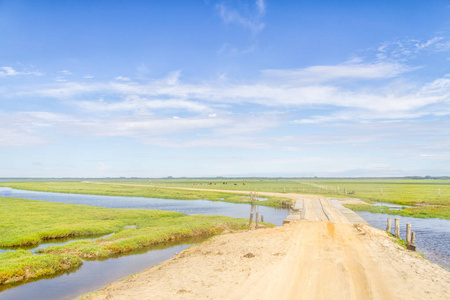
[
  {"left": 356, "top": 211, "right": 450, "bottom": 270},
  {"left": 2, "top": 188, "right": 289, "bottom": 225},
  {"left": 0, "top": 188, "right": 290, "bottom": 299}
]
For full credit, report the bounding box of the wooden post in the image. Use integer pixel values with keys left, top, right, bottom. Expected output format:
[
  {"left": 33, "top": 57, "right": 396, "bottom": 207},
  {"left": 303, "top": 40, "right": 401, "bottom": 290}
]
[
  {"left": 386, "top": 218, "right": 392, "bottom": 233},
  {"left": 255, "top": 212, "right": 259, "bottom": 229},
  {"left": 249, "top": 212, "right": 253, "bottom": 230},
  {"left": 261, "top": 215, "right": 264, "bottom": 222},
  {"left": 395, "top": 218, "right": 400, "bottom": 238},
  {"left": 411, "top": 232, "right": 415, "bottom": 246},
  {"left": 406, "top": 223, "right": 411, "bottom": 245}
]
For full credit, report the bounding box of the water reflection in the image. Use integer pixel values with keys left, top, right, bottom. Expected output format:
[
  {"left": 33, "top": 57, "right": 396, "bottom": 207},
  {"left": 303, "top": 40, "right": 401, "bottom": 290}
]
[{"left": 0, "top": 241, "right": 200, "bottom": 300}]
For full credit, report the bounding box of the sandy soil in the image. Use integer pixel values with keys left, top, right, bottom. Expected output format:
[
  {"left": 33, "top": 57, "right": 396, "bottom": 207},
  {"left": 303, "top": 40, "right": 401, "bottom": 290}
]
[
  {"left": 83, "top": 221, "right": 449, "bottom": 300},
  {"left": 82, "top": 188, "right": 449, "bottom": 300}
]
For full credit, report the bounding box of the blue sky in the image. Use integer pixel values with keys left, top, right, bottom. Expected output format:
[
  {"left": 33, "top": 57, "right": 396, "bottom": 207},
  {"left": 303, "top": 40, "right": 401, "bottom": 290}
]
[{"left": 1, "top": 0, "right": 449, "bottom": 177}]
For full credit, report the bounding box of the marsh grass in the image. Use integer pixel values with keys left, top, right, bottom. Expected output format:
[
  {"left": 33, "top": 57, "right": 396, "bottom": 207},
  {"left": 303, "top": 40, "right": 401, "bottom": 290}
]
[
  {"left": 0, "top": 181, "right": 290, "bottom": 207},
  {"left": 0, "top": 250, "right": 82, "bottom": 285},
  {"left": 343, "top": 204, "right": 450, "bottom": 219},
  {"left": 0, "top": 197, "right": 251, "bottom": 285}
]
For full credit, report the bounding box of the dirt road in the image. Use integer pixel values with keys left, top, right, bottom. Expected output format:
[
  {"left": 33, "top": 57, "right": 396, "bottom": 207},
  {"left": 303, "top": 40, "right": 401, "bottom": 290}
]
[{"left": 83, "top": 187, "right": 449, "bottom": 300}]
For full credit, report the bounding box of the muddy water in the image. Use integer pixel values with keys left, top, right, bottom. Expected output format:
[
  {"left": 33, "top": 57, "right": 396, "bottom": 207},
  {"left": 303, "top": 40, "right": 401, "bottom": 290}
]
[{"left": 357, "top": 212, "right": 450, "bottom": 270}]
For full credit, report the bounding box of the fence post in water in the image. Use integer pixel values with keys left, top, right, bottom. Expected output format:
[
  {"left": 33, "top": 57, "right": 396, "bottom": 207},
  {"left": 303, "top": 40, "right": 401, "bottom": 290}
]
[
  {"left": 406, "top": 223, "right": 412, "bottom": 245},
  {"left": 255, "top": 212, "right": 259, "bottom": 229},
  {"left": 386, "top": 218, "right": 392, "bottom": 233},
  {"left": 411, "top": 232, "right": 416, "bottom": 246},
  {"left": 395, "top": 218, "right": 400, "bottom": 238},
  {"left": 249, "top": 212, "right": 254, "bottom": 230},
  {"left": 261, "top": 215, "right": 264, "bottom": 222}
]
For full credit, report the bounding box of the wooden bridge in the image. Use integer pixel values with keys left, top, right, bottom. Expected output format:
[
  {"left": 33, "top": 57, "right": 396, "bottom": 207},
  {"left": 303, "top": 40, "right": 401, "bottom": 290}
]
[{"left": 284, "top": 198, "right": 367, "bottom": 224}]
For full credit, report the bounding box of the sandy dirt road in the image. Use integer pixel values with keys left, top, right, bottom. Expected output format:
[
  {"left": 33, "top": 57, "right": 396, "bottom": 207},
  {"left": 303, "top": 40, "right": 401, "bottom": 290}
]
[{"left": 83, "top": 186, "right": 449, "bottom": 300}]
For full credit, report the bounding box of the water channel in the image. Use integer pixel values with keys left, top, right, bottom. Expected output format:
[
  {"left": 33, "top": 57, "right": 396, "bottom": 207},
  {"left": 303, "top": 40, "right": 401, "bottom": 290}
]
[
  {"left": 0, "top": 189, "right": 290, "bottom": 299},
  {"left": 356, "top": 211, "right": 450, "bottom": 270}
]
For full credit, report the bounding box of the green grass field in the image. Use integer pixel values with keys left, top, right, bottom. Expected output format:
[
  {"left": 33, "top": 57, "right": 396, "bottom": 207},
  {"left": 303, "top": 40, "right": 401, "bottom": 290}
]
[
  {"left": 0, "top": 197, "right": 251, "bottom": 285},
  {"left": 135, "top": 178, "right": 450, "bottom": 205},
  {"left": 117, "top": 178, "right": 450, "bottom": 219}
]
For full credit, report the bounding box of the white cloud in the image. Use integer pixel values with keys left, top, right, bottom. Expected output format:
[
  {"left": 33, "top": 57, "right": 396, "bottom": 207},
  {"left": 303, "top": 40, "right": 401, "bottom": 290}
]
[
  {"left": 60, "top": 70, "right": 72, "bottom": 75},
  {"left": 9, "top": 60, "right": 450, "bottom": 128},
  {"left": 0, "top": 111, "right": 71, "bottom": 146},
  {"left": 376, "top": 36, "right": 450, "bottom": 61},
  {"left": 115, "top": 76, "right": 131, "bottom": 81},
  {"left": 73, "top": 116, "right": 231, "bottom": 137},
  {"left": 165, "top": 70, "right": 181, "bottom": 85},
  {"left": 414, "top": 37, "right": 444, "bottom": 50},
  {"left": 256, "top": 0, "right": 265, "bottom": 15},
  {"left": 74, "top": 96, "right": 211, "bottom": 113},
  {"left": 0, "top": 67, "right": 18, "bottom": 76},
  {"left": 216, "top": 3, "right": 265, "bottom": 33},
  {"left": 0, "top": 66, "right": 42, "bottom": 77},
  {"left": 84, "top": 75, "right": 94, "bottom": 79},
  {"left": 262, "top": 61, "right": 413, "bottom": 83}
]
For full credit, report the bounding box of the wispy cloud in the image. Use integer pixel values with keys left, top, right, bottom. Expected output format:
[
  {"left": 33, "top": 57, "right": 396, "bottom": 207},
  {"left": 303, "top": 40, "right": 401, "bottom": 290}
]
[
  {"left": 115, "top": 76, "right": 131, "bottom": 81},
  {"left": 262, "top": 61, "right": 413, "bottom": 83},
  {"left": 13, "top": 62, "right": 449, "bottom": 123},
  {"left": 376, "top": 36, "right": 450, "bottom": 61},
  {"left": 216, "top": 1, "right": 265, "bottom": 33},
  {"left": 59, "top": 70, "right": 72, "bottom": 75},
  {"left": 74, "top": 96, "right": 212, "bottom": 113},
  {"left": 255, "top": 0, "right": 265, "bottom": 15},
  {"left": 0, "top": 66, "right": 42, "bottom": 77}
]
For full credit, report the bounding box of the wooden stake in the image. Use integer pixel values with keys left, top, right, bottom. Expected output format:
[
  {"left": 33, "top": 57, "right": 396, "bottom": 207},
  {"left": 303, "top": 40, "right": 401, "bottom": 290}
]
[
  {"left": 406, "top": 223, "right": 411, "bottom": 245},
  {"left": 261, "top": 215, "right": 264, "bottom": 222},
  {"left": 386, "top": 218, "right": 392, "bottom": 232},
  {"left": 249, "top": 212, "right": 254, "bottom": 230},
  {"left": 411, "top": 232, "right": 416, "bottom": 246},
  {"left": 395, "top": 218, "right": 400, "bottom": 238},
  {"left": 255, "top": 212, "right": 259, "bottom": 229}
]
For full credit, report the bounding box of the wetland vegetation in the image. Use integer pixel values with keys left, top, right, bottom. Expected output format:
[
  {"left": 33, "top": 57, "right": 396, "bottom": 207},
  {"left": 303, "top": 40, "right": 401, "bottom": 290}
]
[
  {"left": 0, "top": 181, "right": 291, "bottom": 207},
  {"left": 114, "top": 178, "right": 450, "bottom": 219},
  {"left": 0, "top": 197, "right": 250, "bottom": 285}
]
